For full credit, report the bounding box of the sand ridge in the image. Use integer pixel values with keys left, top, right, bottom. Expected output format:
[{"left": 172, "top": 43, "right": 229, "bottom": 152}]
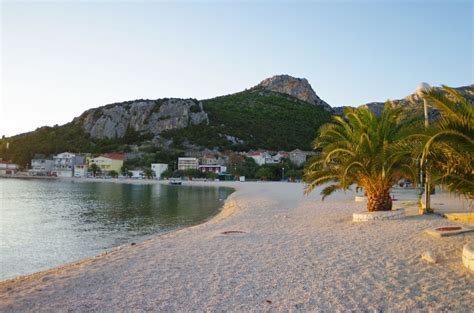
[{"left": 0, "top": 181, "right": 472, "bottom": 312}]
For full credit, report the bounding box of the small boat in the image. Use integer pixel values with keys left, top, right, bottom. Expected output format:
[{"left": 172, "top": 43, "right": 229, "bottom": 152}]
[{"left": 169, "top": 178, "right": 182, "bottom": 185}]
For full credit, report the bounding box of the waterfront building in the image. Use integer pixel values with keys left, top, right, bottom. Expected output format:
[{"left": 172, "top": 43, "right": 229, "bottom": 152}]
[
  {"left": 198, "top": 164, "right": 227, "bottom": 174},
  {"left": 29, "top": 159, "right": 54, "bottom": 176},
  {"left": 88, "top": 153, "right": 126, "bottom": 174},
  {"left": 74, "top": 165, "right": 88, "bottom": 178},
  {"left": 178, "top": 157, "right": 199, "bottom": 171},
  {"left": 53, "top": 152, "right": 85, "bottom": 177},
  {"left": 151, "top": 163, "right": 168, "bottom": 179},
  {"left": 0, "top": 160, "right": 19, "bottom": 175}
]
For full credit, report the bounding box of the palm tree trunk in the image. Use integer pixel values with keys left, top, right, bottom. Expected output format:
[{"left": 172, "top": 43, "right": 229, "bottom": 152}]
[{"left": 367, "top": 190, "right": 392, "bottom": 212}]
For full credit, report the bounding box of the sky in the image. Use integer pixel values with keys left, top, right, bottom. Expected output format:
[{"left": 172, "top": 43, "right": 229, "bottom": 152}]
[{"left": 1, "top": 0, "right": 472, "bottom": 137}]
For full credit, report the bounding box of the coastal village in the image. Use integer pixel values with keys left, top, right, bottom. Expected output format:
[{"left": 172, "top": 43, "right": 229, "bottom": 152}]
[
  {"left": 1, "top": 1, "right": 473, "bottom": 311},
  {"left": 0, "top": 149, "right": 313, "bottom": 180}
]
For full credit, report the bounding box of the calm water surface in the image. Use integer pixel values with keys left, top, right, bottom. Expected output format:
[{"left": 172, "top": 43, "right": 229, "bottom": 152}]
[{"left": 0, "top": 178, "right": 233, "bottom": 280}]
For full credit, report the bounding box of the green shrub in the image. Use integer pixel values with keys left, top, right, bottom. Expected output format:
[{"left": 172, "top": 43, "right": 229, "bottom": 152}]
[{"left": 190, "top": 104, "right": 202, "bottom": 113}]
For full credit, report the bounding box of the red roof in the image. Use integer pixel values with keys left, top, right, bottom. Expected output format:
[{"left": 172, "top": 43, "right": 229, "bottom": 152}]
[{"left": 103, "top": 153, "right": 127, "bottom": 160}]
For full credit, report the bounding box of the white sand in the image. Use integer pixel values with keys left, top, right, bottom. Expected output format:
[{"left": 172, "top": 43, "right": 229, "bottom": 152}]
[{"left": 0, "top": 181, "right": 472, "bottom": 312}]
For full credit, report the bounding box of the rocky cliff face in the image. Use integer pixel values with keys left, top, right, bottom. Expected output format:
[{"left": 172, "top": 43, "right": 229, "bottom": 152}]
[
  {"left": 257, "top": 75, "right": 332, "bottom": 110},
  {"left": 75, "top": 98, "right": 208, "bottom": 139}
]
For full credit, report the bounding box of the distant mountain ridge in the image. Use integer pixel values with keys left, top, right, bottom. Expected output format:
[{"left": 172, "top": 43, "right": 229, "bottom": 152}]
[
  {"left": 1, "top": 75, "right": 472, "bottom": 166},
  {"left": 332, "top": 84, "right": 474, "bottom": 117},
  {"left": 0, "top": 75, "right": 333, "bottom": 165},
  {"left": 72, "top": 74, "right": 332, "bottom": 140}
]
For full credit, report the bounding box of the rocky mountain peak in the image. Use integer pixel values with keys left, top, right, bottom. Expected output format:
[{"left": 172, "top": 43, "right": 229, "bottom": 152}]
[{"left": 257, "top": 74, "right": 331, "bottom": 110}]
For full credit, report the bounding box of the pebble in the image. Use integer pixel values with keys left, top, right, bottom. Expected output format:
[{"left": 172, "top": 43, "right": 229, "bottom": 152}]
[{"left": 421, "top": 251, "right": 437, "bottom": 264}]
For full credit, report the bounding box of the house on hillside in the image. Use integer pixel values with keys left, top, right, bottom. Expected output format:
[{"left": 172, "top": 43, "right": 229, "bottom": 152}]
[
  {"left": 53, "top": 152, "right": 85, "bottom": 177},
  {"left": 289, "top": 149, "right": 308, "bottom": 167},
  {"left": 178, "top": 157, "right": 199, "bottom": 171},
  {"left": 277, "top": 151, "right": 289, "bottom": 160},
  {"left": 88, "top": 153, "right": 127, "bottom": 174},
  {"left": 0, "top": 160, "right": 19, "bottom": 175},
  {"left": 201, "top": 153, "right": 218, "bottom": 165},
  {"left": 29, "top": 158, "right": 54, "bottom": 176},
  {"left": 264, "top": 151, "right": 288, "bottom": 165},
  {"left": 247, "top": 151, "right": 267, "bottom": 166}
]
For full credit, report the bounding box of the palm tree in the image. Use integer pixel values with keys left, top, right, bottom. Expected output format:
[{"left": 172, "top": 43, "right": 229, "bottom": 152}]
[
  {"left": 120, "top": 165, "right": 128, "bottom": 177},
  {"left": 418, "top": 86, "right": 473, "bottom": 199},
  {"left": 89, "top": 163, "right": 100, "bottom": 177},
  {"left": 143, "top": 168, "right": 154, "bottom": 179},
  {"left": 304, "top": 103, "right": 419, "bottom": 212}
]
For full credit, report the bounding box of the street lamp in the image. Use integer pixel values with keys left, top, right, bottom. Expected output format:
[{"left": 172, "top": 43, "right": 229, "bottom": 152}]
[
  {"left": 282, "top": 167, "right": 285, "bottom": 182},
  {"left": 416, "top": 82, "right": 433, "bottom": 214}
]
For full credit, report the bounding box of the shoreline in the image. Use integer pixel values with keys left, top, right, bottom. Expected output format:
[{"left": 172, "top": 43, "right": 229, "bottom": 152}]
[
  {"left": 1, "top": 182, "right": 472, "bottom": 311},
  {"left": 0, "top": 178, "right": 239, "bottom": 283},
  {"left": 0, "top": 181, "right": 241, "bottom": 285}
]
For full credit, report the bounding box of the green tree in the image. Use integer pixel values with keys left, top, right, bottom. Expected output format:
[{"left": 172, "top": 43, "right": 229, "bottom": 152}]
[
  {"left": 228, "top": 157, "right": 259, "bottom": 179},
  {"left": 89, "top": 163, "right": 101, "bottom": 177},
  {"left": 304, "top": 104, "right": 419, "bottom": 212},
  {"left": 286, "top": 169, "right": 303, "bottom": 182},
  {"left": 205, "top": 172, "right": 218, "bottom": 180},
  {"left": 120, "top": 165, "right": 128, "bottom": 177},
  {"left": 418, "top": 86, "right": 474, "bottom": 198},
  {"left": 143, "top": 168, "right": 154, "bottom": 179},
  {"left": 256, "top": 167, "right": 274, "bottom": 181},
  {"left": 173, "top": 170, "right": 185, "bottom": 178},
  {"left": 161, "top": 168, "right": 174, "bottom": 179},
  {"left": 183, "top": 169, "right": 204, "bottom": 179},
  {"left": 109, "top": 170, "right": 119, "bottom": 178}
]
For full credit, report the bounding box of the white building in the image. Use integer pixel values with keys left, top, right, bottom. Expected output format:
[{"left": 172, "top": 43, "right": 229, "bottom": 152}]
[
  {"left": 0, "top": 161, "right": 19, "bottom": 175},
  {"left": 178, "top": 157, "right": 199, "bottom": 171},
  {"left": 30, "top": 159, "right": 54, "bottom": 176},
  {"left": 247, "top": 151, "right": 266, "bottom": 166},
  {"left": 129, "top": 170, "right": 144, "bottom": 179},
  {"left": 248, "top": 151, "right": 280, "bottom": 166},
  {"left": 151, "top": 163, "right": 168, "bottom": 179},
  {"left": 74, "top": 164, "right": 88, "bottom": 178},
  {"left": 53, "top": 152, "right": 85, "bottom": 177},
  {"left": 265, "top": 152, "right": 286, "bottom": 165}
]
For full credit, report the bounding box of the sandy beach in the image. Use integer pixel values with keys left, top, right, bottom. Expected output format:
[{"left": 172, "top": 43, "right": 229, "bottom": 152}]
[{"left": 0, "top": 181, "right": 472, "bottom": 312}]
